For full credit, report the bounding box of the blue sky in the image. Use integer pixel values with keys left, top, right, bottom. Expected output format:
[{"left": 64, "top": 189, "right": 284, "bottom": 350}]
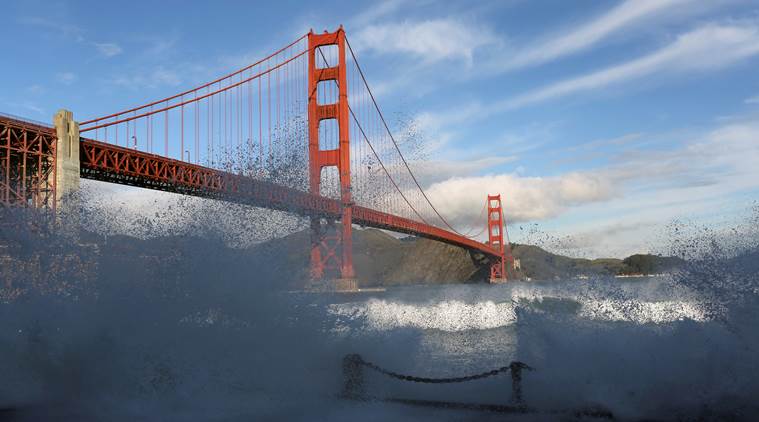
[{"left": 2, "top": 0, "right": 759, "bottom": 257}]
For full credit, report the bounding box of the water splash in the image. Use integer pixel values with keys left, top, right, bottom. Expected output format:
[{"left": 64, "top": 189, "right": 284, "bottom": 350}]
[{"left": 329, "top": 299, "right": 517, "bottom": 332}]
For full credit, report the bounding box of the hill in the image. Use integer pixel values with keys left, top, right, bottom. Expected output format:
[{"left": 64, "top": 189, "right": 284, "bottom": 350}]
[
  {"left": 244, "top": 228, "right": 486, "bottom": 288},
  {"left": 510, "top": 244, "right": 685, "bottom": 280}
]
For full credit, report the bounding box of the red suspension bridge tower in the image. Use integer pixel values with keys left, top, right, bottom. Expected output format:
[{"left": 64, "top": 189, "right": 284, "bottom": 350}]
[
  {"left": 307, "top": 28, "right": 355, "bottom": 284},
  {"left": 487, "top": 194, "right": 511, "bottom": 283}
]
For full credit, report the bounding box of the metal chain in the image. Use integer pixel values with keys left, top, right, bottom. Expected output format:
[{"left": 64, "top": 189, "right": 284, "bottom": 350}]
[{"left": 351, "top": 355, "right": 533, "bottom": 384}]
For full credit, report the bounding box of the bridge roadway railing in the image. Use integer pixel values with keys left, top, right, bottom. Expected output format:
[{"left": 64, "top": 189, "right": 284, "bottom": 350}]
[{"left": 78, "top": 137, "right": 500, "bottom": 259}]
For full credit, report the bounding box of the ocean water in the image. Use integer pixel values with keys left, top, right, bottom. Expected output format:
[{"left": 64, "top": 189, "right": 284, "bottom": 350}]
[
  {"left": 1, "top": 208, "right": 758, "bottom": 420},
  {"left": 321, "top": 276, "right": 748, "bottom": 417},
  {"left": 3, "top": 272, "right": 758, "bottom": 421}
]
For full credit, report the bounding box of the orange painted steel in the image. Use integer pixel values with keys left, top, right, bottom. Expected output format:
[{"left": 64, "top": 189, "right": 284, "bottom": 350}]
[
  {"left": 487, "top": 194, "right": 507, "bottom": 281},
  {"left": 78, "top": 137, "right": 501, "bottom": 259},
  {"left": 0, "top": 115, "right": 57, "bottom": 210},
  {"left": 307, "top": 28, "right": 354, "bottom": 280}
]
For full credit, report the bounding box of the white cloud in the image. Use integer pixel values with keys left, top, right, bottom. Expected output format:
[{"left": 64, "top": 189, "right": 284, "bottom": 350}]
[
  {"left": 745, "top": 95, "right": 759, "bottom": 104},
  {"left": 94, "top": 42, "right": 123, "bottom": 57},
  {"left": 698, "top": 119, "right": 759, "bottom": 179},
  {"left": 26, "top": 85, "right": 44, "bottom": 95},
  {"left": 351, "top": 19, "right": 496, "bottom": 65},
  {"left": 497, "top": 22, "right": 759, "bottom": 110},
  {"left": 24, "top": 104, "right": 45, "bottom": 115},
  {"left": 411, "top": 106, "right": 558, "bottom": 158},
  {"left": 414, "top": 22, "right": 759, "bottom": 147},
  {"left": 150, "top": 67, "right": 182, "bottom": 86},
  {"left": 425, "top": 172, "right": 614, "bottom": 226},
  {"left": 350, "top": 0, "right": 404, "bottom": 27},
  {"left": 566, "top": 133, "right": 643, "bottom": 152},
  {"left": 414, "top": 103, "right": 484, "bottom": 134},
  {"left": 56, "top": 72, "right": 76, "bottom": 85},
  {"left": 18, "top": 16, "right": 84, "bottom": 41},
  {"left": 519, "top": 117, "right": 759, "bottom": 257},
  {"left": 552, "top": 221, "right": 657, "bottom": 251},
  {"left": 4, "top": 100, "right": 45, "bottom": 116},
  {"left": 410, "top": 156, "right": 517, "bottom": 187},
  {"left": 343, "top": 1, "right": 723, "bottom": 99},
  {"left": 601, "top": 119, "right": 759, "bottom": 191},
  {"left": 409, "top": 103, "right": 506, "bottom": 153},
  {"left": 19, "top": 16, "right": 126, "bottom": 59},
  {"left": 501, "top": 0, "right": 694, "bottom": 71},
  {"left": 419, "top": 114, "right": 759, "bottom": 253},
  {"left": 144, "top": 37, "right": 178, "bottom": 57},
  {"left": 111, "top": 66, "right": 182, "bottom": 89}
]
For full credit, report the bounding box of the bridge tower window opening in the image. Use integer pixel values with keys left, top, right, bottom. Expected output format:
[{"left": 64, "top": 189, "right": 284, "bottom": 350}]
[
  {"left": 314, "top": 45, "right": 338, "bottom": 69},
  {"left": 318, "top": 118, "right": 339, "bottom": 151}
]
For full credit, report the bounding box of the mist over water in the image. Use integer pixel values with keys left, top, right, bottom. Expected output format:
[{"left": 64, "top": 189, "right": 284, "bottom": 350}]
[{"left": 1, "top": 201, "right": 758, "bottom": 420}]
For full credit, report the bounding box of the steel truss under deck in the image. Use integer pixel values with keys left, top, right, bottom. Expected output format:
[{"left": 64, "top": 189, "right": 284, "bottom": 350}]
[{"left": 0, "top": 115, "right": 56, "bottom": 210}]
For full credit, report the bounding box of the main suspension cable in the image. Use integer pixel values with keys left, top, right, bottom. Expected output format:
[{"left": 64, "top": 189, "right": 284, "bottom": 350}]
[{"left": 81, "top": 33, "right": 309, "bottom": 126}]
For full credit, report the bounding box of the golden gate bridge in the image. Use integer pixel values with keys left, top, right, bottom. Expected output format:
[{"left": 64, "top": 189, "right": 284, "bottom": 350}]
[{"left": 0, "top": 27, "right": 513, "bottom": 287}]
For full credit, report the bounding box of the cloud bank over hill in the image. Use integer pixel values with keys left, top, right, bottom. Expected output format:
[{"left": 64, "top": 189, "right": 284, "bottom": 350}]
[{"left": 425, "top": 172, "right": 614, "bottom": 225}]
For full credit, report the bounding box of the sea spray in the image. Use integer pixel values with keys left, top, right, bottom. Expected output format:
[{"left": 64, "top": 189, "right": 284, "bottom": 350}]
[{"left": 2, "top": 201, "right": 759, "bottom": 419}]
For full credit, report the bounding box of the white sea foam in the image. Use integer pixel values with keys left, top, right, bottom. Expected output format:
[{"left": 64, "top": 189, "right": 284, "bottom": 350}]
[
  {"left": 329, "top": 295, "right": 714, "bottom": 332},
  {"left": 329, "top": 299, "right": 517, "bottom": 332},
  {"left": 578, "top": 299, "right": 712, "bottom": 323}
]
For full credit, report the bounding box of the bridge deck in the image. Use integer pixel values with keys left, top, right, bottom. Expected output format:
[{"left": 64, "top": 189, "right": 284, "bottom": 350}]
[{"left": 79, "top": 138, "right": 499, "bottom": 258}]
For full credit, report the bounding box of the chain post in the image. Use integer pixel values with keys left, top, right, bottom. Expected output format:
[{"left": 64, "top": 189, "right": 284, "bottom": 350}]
[
  {"left": 342, "top": 353, "right": 366, "bottom": 400},
  {"left": 509, "top": 361, "right": 532, "bottom": 405}
]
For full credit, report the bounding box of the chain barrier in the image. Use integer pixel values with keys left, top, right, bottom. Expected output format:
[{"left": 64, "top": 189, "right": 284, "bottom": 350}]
[
  {"left": 340, "top": 353, "right": 615, "bottom": 418},
  {"left": 349, "top": 354, "right": 532, "bottom": 384},
  {"left": 342, "top": 353, "right": 534, "bottom": 404}
]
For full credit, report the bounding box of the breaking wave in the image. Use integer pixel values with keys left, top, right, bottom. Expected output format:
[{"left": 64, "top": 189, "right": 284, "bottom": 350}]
[
  {"left": 1, "top": 198, "right": 757, "bottom": 420},
  {"left": 328, "top": 293, "right": 713, "bottom": 333},
  {"left": 329, "top": 299, "right": 516, "bottom": 332},
  {"left": 578, "top": 298, "right": 712, "bottom": 323}
]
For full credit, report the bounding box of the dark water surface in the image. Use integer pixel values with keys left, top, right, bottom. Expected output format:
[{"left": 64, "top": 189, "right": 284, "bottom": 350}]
[
  {"left": 1, "top": 205, "right": 758, "bottom": 420},
  {"left": 2, "top": 273, "right": 758, "bottom": 421}
]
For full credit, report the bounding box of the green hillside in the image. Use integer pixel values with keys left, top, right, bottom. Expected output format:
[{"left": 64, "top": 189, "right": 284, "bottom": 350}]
[{"left": 510, "top": 243, "right": 684, "bottom": 281}]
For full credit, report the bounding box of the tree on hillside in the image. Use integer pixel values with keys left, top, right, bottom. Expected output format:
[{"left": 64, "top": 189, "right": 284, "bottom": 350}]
[
  {"left": 622, "top": 254, "right": 656, "bottom": 274},
  {"left": 620, "top": 254, "right": 683, "bottom": 275}
]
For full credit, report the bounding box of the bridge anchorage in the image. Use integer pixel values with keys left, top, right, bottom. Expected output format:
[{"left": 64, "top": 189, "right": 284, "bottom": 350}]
[{"left": 0, "top": 27, "right": 514, "bottom": 290}]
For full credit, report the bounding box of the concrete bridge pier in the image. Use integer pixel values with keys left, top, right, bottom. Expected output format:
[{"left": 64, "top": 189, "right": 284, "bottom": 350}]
[
  {"left": 52, "top": 109, "right": 80, "bottom": 212},
  {"left": 332, "top": 277, "right": 359, "bottom": 292}
]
